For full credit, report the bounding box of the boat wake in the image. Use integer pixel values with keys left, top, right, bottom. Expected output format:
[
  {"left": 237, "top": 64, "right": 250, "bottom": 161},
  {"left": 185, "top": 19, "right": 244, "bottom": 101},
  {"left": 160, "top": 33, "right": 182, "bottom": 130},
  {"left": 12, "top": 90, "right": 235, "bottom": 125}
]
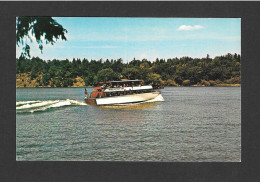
[
  {"left": 144, "top": 94, "right": 164, "bottom": 103},
  {"left": 16, "top": 95, "right": 164, "bottom": 113},
  {"left": 16, "top": 99, "right": 87, "bottom": 113}
]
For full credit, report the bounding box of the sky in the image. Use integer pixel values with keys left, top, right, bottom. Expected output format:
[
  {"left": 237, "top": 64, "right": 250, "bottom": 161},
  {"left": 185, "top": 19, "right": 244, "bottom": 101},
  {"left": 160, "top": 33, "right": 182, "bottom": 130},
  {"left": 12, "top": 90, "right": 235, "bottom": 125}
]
[{"left": 16, "top": 17, "right": 241, "bottom": 62}]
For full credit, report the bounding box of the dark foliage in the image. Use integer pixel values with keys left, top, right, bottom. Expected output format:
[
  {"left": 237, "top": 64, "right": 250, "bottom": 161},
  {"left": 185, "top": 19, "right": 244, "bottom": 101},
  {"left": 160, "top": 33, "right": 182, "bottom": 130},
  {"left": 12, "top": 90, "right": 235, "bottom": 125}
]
[
  {"left": 16, "top": 17, "right": 67, "bottom": 58},
  {"left": 16, "top": 53, "right": 240, "bottom": 87}
]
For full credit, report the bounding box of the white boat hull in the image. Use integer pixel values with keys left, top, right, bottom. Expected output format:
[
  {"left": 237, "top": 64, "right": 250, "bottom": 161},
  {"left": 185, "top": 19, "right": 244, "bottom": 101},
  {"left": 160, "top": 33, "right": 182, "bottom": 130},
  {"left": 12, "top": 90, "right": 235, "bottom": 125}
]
[{"left": 95, "top": 92, "right": 160, "bottom": 105}]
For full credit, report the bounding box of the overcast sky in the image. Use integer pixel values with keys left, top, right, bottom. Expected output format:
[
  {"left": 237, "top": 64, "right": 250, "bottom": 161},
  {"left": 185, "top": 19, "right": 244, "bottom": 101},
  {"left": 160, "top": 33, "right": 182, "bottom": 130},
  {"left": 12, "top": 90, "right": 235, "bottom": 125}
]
[{"left": 16, "top": 17, "right": 241, "bottom": 62}]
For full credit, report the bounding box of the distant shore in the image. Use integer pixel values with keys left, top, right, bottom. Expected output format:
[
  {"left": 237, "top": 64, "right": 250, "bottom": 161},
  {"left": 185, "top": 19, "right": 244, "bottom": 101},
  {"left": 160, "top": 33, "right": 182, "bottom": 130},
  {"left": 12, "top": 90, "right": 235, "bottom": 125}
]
[
  {"left": 191, "top": 84, "right": 240, "bottom": 87},
  {"left": 16, "top": 73, "right": 240, "bottom": 88},
  {"left": 16, "top": 84, "right": 240, "bottom": 88}
]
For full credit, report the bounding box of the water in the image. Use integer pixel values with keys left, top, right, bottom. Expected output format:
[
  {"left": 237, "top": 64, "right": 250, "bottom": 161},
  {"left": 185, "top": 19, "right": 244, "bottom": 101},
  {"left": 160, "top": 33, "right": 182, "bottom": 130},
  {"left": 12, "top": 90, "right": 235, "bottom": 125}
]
[{"left": 16, "top": 87, "right": 241, "bottom": 161}]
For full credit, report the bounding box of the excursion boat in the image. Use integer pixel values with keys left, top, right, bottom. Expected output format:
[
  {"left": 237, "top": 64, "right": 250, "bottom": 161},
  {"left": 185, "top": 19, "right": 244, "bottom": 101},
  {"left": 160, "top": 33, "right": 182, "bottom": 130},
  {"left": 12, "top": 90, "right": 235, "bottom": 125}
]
[{"left": 84, "top": 80, "right": 162, "bottom": 105}]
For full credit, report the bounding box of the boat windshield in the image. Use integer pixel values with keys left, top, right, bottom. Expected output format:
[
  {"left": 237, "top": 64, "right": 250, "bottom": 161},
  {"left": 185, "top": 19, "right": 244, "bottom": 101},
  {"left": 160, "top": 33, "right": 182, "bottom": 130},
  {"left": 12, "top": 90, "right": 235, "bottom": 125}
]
[
  {"left": 96, "top": 80, "right": 144, "bottom": 89},
  {"left": 110, "top": 80, "right": 142, "bottom": 88}
]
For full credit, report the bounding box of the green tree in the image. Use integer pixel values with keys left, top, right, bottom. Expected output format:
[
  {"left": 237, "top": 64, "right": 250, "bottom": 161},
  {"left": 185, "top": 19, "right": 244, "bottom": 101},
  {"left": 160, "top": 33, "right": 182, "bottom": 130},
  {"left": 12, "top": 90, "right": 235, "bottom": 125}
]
[
  {"left": 97, "top": 68, "right": 120, "bottom": 82},
  {"left": 111, "top": 59, "right": 124, "bottom": 73},
  {"left": 122, "top": 67, "right": 140, "bottom": 80},
  {"left": 16, "top": 53, "right": 240, "bottom": 87},
  {"left": 16, "top": 17, "right": 67, "bottom": 58},
  {"left": 147, "top": 73, "right": 164, "bottom": 88},
  {"left": 187, "top": 66, "right": 202, "bottom": 84},
  {"left": 139, "top": 62, "right": 151, "bottom": 82},
  {"left": 42, "top": 73, "right": 51, "bottom": 86}
]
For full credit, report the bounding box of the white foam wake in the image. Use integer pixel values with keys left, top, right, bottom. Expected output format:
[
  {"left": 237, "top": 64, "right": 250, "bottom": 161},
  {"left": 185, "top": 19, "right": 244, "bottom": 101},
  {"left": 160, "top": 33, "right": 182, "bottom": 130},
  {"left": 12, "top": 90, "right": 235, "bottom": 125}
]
[
  {"left": 16, "top": 99, "right": 87, "bottom": 113},
  {"left": 16, "top": 100, "right": 60, "bottom": 110},
  {"left": 16, "top": 100, "right": 41, "bottom": 106},
  {"left": 145, "top": 94, "right": 165, "bottom": 103}
]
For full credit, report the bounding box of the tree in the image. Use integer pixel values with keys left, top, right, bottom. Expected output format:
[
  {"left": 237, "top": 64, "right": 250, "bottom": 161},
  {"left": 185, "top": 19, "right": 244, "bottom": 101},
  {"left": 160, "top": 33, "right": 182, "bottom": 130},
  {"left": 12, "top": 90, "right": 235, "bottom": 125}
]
[
  {"left": 122, "top": 67, "right": 140, "bottom": 80},
  {"left": 111, "top": 59, "right": 124, "bottom": 73},
  {"left": 129, "top": 58, "right": 141, "bottom": 67},
  {"left": 16, "top": 17, "right": 67, "bottom": 58},
  {"left": 139, "top": 62, "right": 152, "bottom": 83},
  {"left": 147, "top": 73, "right": 164, "bottom": 88},
  {"left": 97, "top": 68, "right": 119, "bottom": 82},
  {"left": 42, "top": 73, "right": 51, "bottom": 86},
  {"left": 187, "top": 66, "right": 202, "bottom": 84},
  {"left": 16, "top": 53, "right": 240, "bottom": 87}
]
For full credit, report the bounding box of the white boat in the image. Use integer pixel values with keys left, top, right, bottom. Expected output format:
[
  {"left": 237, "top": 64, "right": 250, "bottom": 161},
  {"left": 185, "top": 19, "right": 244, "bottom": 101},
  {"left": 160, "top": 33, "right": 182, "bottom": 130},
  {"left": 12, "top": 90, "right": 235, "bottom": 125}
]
[{"left": 84, "top": 80, "right": 162, "bottom": 105}]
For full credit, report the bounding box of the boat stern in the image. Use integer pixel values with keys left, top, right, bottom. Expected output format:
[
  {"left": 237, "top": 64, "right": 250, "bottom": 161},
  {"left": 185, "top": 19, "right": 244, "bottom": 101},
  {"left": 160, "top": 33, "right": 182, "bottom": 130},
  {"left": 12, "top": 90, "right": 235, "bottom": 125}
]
[{"left": 84, "top": 98, "right": 96, "bottom": 105}]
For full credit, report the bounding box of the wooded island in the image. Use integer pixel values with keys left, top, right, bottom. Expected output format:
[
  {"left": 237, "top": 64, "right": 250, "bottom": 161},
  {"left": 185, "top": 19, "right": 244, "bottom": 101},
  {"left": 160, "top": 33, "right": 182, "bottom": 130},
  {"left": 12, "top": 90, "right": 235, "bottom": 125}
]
[{"left": 16, "top": 53, "right": 240, "bottom": 88}]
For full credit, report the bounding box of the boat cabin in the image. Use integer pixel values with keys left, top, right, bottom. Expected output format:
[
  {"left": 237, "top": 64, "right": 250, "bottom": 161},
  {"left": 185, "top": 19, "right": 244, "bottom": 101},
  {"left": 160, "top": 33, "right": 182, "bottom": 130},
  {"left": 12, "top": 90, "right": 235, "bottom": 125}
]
[
  {"left": 110, "top": 80, "right": 143, "bottom": 88},
  {"left": 87, "top": 79, "right": 153, "bottom": 99}
]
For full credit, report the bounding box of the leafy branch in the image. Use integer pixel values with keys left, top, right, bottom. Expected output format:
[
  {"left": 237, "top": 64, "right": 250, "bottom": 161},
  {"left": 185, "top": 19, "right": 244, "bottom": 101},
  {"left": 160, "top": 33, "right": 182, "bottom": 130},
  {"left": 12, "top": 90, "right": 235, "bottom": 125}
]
[{"left": 16, "top": 17, "right": 67, "bottom": 58}]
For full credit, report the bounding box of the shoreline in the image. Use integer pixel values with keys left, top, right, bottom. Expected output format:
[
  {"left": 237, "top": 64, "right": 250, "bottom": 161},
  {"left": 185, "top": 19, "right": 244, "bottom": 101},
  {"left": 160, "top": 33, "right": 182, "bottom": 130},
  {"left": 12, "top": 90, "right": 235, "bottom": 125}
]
[
  {"left": 16, "top": 84, "right": 241, "bottom": 88},
  {"left": 16, "top": 73, "right": 240, "bottom": 88}
]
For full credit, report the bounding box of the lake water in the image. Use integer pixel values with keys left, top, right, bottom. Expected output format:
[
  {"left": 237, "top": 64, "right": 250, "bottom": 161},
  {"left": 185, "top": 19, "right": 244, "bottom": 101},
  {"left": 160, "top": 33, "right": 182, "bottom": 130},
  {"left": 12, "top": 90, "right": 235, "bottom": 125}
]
[{"left": 16, "top": 87, "right": 241, "bottom": 161}]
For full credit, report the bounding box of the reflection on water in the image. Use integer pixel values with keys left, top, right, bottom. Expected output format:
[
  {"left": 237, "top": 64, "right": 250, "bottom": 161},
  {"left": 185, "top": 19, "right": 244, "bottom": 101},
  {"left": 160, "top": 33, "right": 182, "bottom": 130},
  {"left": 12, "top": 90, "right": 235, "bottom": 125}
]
[{"left": 16, "top": 87, "right": 241, "bottom": 161}]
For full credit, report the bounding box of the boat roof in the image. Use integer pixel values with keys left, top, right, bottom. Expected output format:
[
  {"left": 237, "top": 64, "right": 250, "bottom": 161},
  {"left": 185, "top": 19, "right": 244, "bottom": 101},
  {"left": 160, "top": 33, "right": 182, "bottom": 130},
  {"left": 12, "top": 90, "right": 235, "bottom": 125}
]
[
  {"left": 110, "top": 80, "right": 142, "bottom": 83},
  {"left": 99, "top": 81, "right": 111, "bottom": 84}
]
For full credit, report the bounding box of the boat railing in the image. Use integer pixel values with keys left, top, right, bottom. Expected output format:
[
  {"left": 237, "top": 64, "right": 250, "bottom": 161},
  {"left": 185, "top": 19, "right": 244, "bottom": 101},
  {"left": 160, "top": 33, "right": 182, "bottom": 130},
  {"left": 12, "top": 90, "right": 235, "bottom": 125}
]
[{"left": 104, "top": 85, "right": 153, "bottom": 92}]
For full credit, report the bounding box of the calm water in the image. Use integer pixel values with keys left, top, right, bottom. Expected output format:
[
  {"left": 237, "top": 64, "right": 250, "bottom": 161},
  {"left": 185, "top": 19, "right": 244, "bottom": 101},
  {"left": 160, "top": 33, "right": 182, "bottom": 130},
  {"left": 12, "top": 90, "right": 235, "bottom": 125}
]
[{"left": 16, "top": 87, "right": 241, "bottom": 161}]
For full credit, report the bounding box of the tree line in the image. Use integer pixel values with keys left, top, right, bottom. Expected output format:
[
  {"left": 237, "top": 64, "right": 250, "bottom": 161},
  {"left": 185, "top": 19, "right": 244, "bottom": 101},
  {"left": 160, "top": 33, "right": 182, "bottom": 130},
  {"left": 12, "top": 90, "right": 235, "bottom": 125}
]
[{"left": 16, "top": 53, "right": 240, "bottom": 87}]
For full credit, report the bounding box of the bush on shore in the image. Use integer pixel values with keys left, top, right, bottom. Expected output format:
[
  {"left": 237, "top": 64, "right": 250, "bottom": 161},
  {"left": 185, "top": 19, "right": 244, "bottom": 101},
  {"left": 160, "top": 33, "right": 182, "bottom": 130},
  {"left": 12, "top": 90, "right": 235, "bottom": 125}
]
[{"left": 182, "top": 80, "right": 191, "bottom": 86}]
